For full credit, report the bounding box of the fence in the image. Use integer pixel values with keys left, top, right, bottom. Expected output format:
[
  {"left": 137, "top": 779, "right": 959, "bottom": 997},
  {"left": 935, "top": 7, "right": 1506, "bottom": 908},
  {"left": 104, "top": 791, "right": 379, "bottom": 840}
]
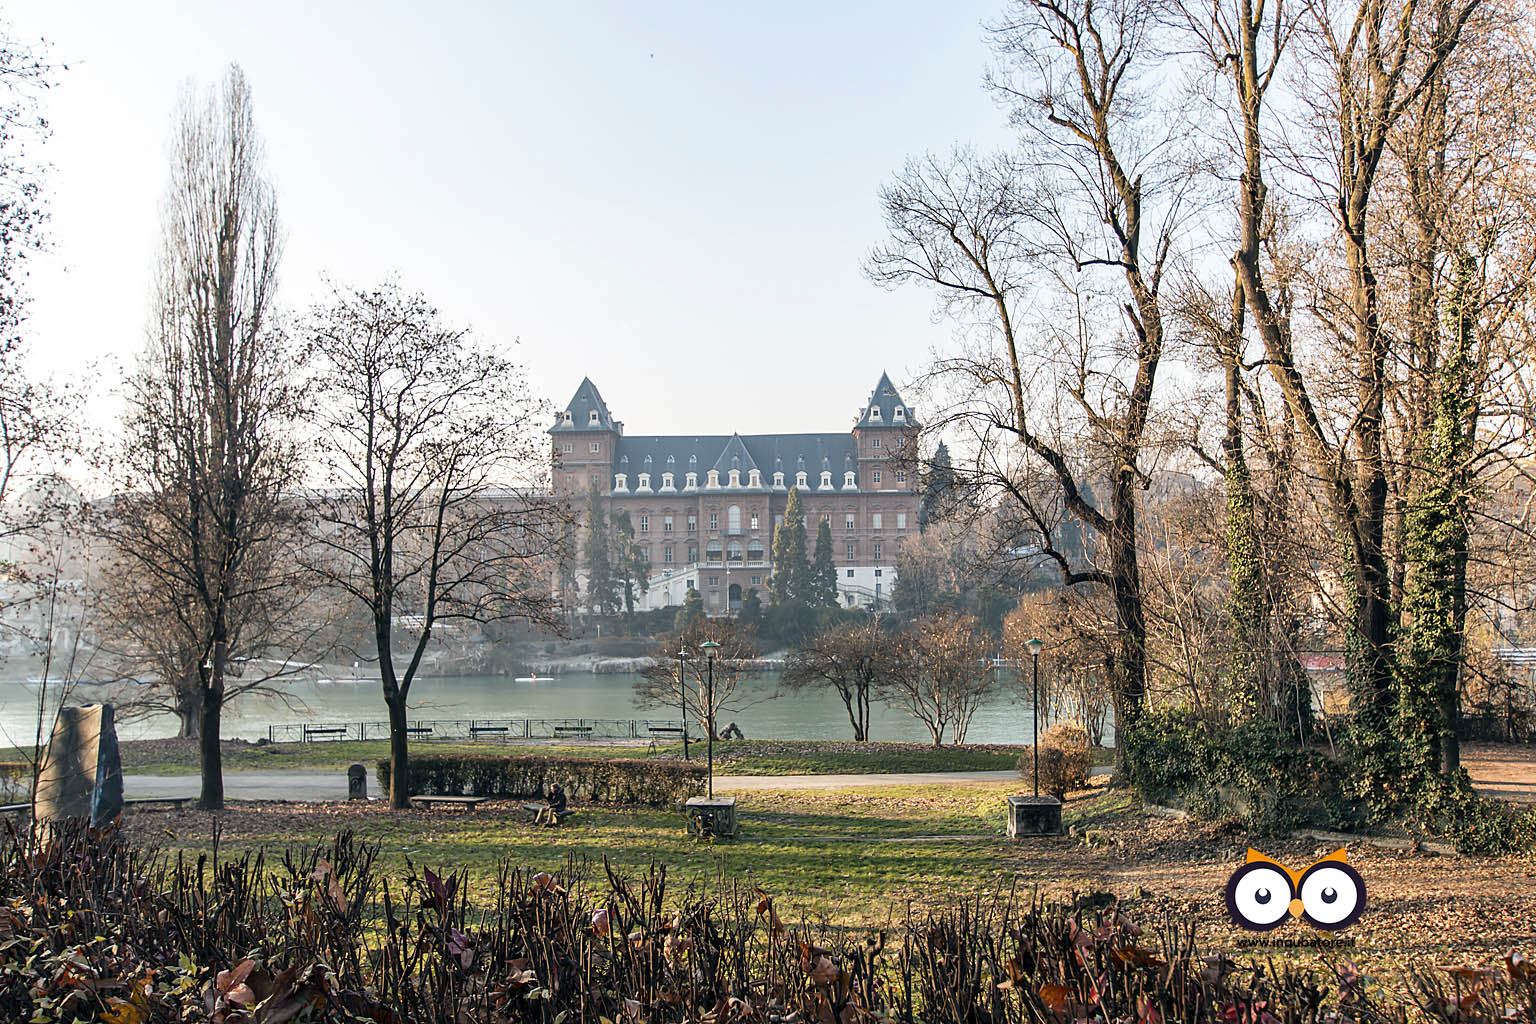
[{"left": 267, "top": 717, "right": 688, "bottom": 744}]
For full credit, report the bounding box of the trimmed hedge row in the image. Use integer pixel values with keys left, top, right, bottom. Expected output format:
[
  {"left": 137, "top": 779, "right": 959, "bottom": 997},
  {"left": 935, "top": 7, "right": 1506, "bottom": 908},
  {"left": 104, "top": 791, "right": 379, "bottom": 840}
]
[{"left": 377, "top": 754, "right": 707, "bottom": 807}]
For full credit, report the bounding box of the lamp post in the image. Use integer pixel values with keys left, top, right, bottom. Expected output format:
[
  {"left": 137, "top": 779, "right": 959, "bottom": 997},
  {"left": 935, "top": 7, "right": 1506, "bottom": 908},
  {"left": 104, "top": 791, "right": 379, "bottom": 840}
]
[
  {"left": 1026, "top": 637, "right": 1044, "bottom": 798},
  {"left": 700, "top": 639, "right": 720, "bottom": 797},
  {"left": 677, "top": 646, "right": 690, "bottom": 761}
]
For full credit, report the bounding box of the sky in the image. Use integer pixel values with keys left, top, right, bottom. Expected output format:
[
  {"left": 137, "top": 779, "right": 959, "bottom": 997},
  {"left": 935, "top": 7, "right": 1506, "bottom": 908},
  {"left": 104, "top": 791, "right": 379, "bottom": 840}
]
[{"left": 8, "top": 0, "right": 1016, "bottom": 447}]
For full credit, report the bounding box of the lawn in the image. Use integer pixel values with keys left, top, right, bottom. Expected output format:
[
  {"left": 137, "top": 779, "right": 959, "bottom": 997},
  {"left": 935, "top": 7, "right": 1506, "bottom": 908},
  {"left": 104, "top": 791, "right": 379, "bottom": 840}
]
[
  {"left": 123, "top": 777, "right": 1536, "bottom": 977},
  {"left": 8, "top": 736, "right": 1114, "bottom": 776}
]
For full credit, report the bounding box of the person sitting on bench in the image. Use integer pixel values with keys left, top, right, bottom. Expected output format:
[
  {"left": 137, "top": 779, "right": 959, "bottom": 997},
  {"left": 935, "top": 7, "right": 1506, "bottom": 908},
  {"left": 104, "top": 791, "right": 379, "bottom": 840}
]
[{"left": 534, "top": 782, "right": 567, "bottom": 826}]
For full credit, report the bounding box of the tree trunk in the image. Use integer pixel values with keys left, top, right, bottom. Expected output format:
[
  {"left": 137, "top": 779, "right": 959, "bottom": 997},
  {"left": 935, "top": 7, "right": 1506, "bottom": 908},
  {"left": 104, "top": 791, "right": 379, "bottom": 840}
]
[
  {"left": 177, "top": 686, "right": 200, "bottom": 740},
  {"left": 198, "top": 672, "right": 223, "bottom": 811},
  {"left": 388, "top": 695, "right": 410, "bottom": 810},
  {"left": 1109, "top": 476, "right": 1146, "bottom": 737}
]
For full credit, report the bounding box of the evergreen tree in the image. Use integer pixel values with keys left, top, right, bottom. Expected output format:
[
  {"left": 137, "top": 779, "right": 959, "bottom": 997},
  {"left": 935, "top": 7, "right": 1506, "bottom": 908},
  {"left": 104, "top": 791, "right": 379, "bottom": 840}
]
[
  {"left": 811, "top": 516, "right": 838, "bottom": 607},
  {"left": 738, "top": 587, "right": 763, "bottom": 630},
  {"left": 584, "top": 481, "right": 617, "bottom": 616},
  {"left": 770, "top": 487, "right": 809, "bottom": 604},
  {"left": 919, "top": 441, "right": 955, "bottom": 531},
  {"left": 610, "top": 509, "right": 650, "bottom": 618},
  {"left": 674, "top": 587, "right": 705, "bottom": 632}
]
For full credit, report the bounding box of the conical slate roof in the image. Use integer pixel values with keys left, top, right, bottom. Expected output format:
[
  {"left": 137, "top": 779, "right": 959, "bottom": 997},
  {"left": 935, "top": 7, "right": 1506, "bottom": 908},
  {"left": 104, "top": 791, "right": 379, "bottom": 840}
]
[
  {"left": 854, "top": 371, "right": 918, "bottom": 429},
  {"left": 550, "top": 377, "right": 616, "bottom": 433}
]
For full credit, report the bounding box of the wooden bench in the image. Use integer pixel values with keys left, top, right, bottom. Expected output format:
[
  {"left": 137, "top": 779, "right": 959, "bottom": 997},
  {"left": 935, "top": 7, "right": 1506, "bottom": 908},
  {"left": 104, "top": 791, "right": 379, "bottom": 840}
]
[
  {"left": 552, "top": 725, "right": 593, "bottom": 739},
  {"left": 410, "top": 795, "right": 488, "bottom": 812},
  {"left": 470, "top": 725, "right": 509, "bottom": 737},
  {"left": 647, "top": 725, "right": 685, "bottom": 736},
  {"left": 406, "top": 725, "right": 433, "bottom": 737},
  {"left": 302, "top": 726, "right": 349, "bottom": 742}
]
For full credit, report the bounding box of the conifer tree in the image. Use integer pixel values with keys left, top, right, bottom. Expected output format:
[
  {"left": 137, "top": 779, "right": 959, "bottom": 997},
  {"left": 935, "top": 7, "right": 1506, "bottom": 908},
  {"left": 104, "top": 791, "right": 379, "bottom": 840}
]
[
  {"left": 812, "top": 516, "right": 838, "bottom": 607},
  {"left": 584, "top": 481, "right": 617, "bottom": 615},
  {"left": 770, "top": 487, "right": 809, "bottom": 604}
]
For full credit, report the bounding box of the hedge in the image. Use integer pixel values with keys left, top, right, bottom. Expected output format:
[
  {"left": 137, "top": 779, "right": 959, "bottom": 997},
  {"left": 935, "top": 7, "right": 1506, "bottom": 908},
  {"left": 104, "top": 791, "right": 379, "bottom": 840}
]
[{"left": 377, "top": 754, "right": 707, "bottom": 807}]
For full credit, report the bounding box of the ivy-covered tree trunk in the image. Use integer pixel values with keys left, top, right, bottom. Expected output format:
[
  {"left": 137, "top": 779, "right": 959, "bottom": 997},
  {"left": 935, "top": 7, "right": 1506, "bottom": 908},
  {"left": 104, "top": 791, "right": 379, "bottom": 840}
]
[
  {"left": 1396, "top": 251, "right": 1478, "bottom": 785},
  {"left": 1221, "top": 285, "right": 1264, "bottom": 722}
]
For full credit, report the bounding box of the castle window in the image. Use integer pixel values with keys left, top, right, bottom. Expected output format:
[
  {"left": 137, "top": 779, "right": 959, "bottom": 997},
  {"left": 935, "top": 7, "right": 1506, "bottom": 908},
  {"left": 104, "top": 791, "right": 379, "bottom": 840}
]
[
  {"left": 727, "top": 541, "right": 744, "bottom": 563},
  {"left": 869, "top": 407, "right": 881, "bottom": 421},
  {"left": 706, "top": 541, "right": 722, "bottom": 564},
  {"left": 638, "top": 473, "right": 651, "bottom": 490},
  {"left": 846, "top": 542, "right": 856, "bottom": 560},
  {"left": 845, "top": 513, "right": 855, "bottom": 530},
  {"left": 686, "top": 472, "right": 698, "bottom": 489},
  {"left": 728, "top": 505, "right": 741, "bottom": 533},
  {"left": 872, "top": 513, "right": 882, "bottom": 530},
  {"left": 614, "top": 474, "right": 627, "bottom": 491},
  {"left": 897, "top": 512, "right": 907, "bottom": 529},
  {"left": 796, "top": 471, "right": 808, "bottom": 488},
  {"left": 747, "top": 540, "right": 764, "bottom": 561},
  {"left": 896, "top": 470, "right": 906, "bottom": 485},
  {"left": 664, "top": 515, "right": 674, "bottom": 532},
  {"left": 688, "top": 544, "right": 698, "bottom": 562},
  {"left": 728, "top": 469, "right": 741, "bottom": 487},
  {"left": 562, "top": 410, "right": 572, "bottom": 423},
  {"left": 872, "top": 437, "right": 881, "bottom": 448},
  {"left": 750, "top": 512, "right": 759, "bottom": 531},
  {"left": 844, "top": 471, "right": 856, "bottom": 488},
  {"left": 709, "top": 512, "right": 718, "bottom": 531},
  {"left": 590, "top": 442, "right": 600, "bottom": 454},
  {"left": 707, "top": 469, "right": 721, "bottom": 488},
  {"left": 639, "top": 515, "right": 649, "bottom": 532},
  {"left": 894, "top": 406, "right": 905, "bottom": 421},
  {"left": 873, "top": 543, "right": 883, "bottom": 561},
  {"left": 873, "top": 470, "right": 882, "bottom": 485},
  {"left": 748, "top": 469, "right": 761, "bottom": 487},
  {"left": 688, "top": 513, "right": 697, "bottom": 531},
  {"left": 708, "top": 575, "right": 719, "bottom": 587},
  {"left": 773, "top": 471, "right": 785, "bottom": 488},
  {"left": 664, "top": 546, "right": 673, "bottom": 563},
  {"left": 846, "top": 568, "right": 855, "bottom": 578},
  {"left": 562, "top": 442, "right": 573, "bottom": 454},
  {"left": 820, "top": 470, "right": 833, "bottom": 489},
  {"left": 751, "top": 575, "right": 762, "bottom": 586},
  {"left": 589, "top": 409, "right": 600, "bottom": 424},
  {"left": 661, "top": 472, "right": 674, "bottom": 490}
]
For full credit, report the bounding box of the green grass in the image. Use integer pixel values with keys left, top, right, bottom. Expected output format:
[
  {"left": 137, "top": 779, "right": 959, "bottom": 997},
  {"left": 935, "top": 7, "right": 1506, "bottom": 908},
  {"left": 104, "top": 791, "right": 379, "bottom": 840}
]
[
  {"left": 141, "top": 780, "right": 1115, "bottom": 921},
  {"left": 73, "top": 736, "right": 1114, "bottom": 777}
]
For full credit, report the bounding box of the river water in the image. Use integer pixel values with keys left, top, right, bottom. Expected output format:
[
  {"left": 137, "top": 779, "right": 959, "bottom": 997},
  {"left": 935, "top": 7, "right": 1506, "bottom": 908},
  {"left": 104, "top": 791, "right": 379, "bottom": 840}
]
[{"left": 0, "top": 671, "right": 1058, "bottom": 746}]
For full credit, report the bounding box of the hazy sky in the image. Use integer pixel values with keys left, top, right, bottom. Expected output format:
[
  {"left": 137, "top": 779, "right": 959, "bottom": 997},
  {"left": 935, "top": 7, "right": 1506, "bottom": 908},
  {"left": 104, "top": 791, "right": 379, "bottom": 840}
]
[{"left": 10, "top": 0, "right": 1014, "bottom": 443}]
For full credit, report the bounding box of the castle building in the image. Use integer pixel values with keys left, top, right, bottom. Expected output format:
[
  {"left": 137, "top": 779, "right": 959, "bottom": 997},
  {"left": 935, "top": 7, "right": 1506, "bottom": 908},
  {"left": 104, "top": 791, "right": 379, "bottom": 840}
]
[{"left": 551, "top": 374, "right": 921, "bottom": 615}]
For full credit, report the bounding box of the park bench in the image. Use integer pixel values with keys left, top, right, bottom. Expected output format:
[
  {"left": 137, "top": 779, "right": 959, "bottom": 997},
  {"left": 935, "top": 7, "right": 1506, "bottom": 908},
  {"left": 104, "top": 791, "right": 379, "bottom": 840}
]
[
  {"left": 126, "top": 796, "right": 190, "bottom": 811},
  {"left": 405, "top": 725, "right": 433, "bottom": 738},
  {"left": 647, "top": 725, "right": 685, "bottom": 737},
  {"left": 520, "top": 802, "right": 576, "bottom": 826},
  {"left": 552, "top": 725, "right": 593, "bottom": 739},
  {"left": 470, "top": 724, "right": 509, "bottom": 737},
  {"left": 409, "top": 795, "right": 488, "bottom": 812},
  {"left": 302, "top": 726, "right": 348, "bottom": 742}
]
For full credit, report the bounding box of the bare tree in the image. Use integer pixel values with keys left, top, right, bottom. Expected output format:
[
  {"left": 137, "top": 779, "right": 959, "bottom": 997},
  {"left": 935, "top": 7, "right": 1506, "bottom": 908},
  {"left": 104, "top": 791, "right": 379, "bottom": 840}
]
[
  {"left": 104, "top": 66, "right": 295, "bottom": 811},
  {"left": 881, "top": 610, "right": 997, "bottom": 746},
  {"left": 301, "top": 281, "right": 566, "bottom": 809},
  {"left": 781, "top": 617, "right": 889, "bottom": 741},
  {"left": 869, "top": 0, "right": 1196, "bottom": 769},
  {"left": 636, "top": 617, "right": 761, "bottom": 741}
]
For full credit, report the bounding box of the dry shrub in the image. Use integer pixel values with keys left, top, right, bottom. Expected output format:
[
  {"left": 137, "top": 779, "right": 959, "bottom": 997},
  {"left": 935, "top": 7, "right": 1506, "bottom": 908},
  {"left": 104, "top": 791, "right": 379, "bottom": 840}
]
[{"left": 1018, "top": 722, "right": 1090, "bottom": 798}]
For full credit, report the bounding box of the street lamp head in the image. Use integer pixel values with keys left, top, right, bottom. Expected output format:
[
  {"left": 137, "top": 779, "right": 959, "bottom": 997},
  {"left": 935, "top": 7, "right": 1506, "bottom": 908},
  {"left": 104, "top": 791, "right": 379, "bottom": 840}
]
[
  {"left": 676, "top": 647, "right": 689, "bottom": 659},
  {"left": 1025, "top": 637, "right": 1044, "bottom": 659},
  {"left": 700, "top": 640, "right": 721, "bottom": 652}
]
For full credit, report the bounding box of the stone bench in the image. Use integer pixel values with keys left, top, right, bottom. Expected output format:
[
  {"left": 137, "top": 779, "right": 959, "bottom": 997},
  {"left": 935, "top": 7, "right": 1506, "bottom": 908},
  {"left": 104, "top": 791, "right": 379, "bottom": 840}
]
[{"left": 410, "top": 795, "right": 488, "bottom": 812}]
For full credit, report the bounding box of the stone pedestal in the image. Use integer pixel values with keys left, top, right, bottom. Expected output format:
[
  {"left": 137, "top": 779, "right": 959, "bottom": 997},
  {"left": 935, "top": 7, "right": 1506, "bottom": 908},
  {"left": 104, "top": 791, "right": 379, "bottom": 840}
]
[
  {"left": 347, "top": 764, "right": 368, "bottom": 801},
  {"left": 684, "top": 795, "right": 738, "bottom": 838},
  {"left": 34, "top": 704, "right": 123, "bottom": 828},
  {"left": 1007, "top": 795, "right": 1063, "bottom": 837}
]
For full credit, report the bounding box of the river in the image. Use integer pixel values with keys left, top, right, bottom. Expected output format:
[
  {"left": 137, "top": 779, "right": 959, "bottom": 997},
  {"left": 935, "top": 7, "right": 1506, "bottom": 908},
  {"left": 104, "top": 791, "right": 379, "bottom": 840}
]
[{"left": 0, "top": 671, "right": 1066, "bottom": 746}]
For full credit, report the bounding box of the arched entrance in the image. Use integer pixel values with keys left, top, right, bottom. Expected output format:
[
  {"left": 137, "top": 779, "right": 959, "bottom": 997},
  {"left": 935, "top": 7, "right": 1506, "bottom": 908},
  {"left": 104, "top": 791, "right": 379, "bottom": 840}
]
[{"left": 728, "top": 583, "right": 743, "bottom": 612}]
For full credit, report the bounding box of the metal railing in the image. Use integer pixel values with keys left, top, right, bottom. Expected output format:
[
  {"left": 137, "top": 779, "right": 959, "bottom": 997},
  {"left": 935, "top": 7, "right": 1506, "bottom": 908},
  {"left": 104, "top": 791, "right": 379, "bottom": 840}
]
[{"left": 268, "top": 717, "right": 687, "bottom": 743}]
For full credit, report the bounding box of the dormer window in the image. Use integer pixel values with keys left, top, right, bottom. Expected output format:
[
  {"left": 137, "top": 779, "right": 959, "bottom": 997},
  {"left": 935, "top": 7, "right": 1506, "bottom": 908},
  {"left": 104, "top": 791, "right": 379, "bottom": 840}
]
[
  {"left": 637, "top": 473, "right": 651, "bottom": 490},
  {"left": 614, "top": 473, "right": 628, "bottom": 491},
  {"left": 728, "top": 469, "right": 741, "bottom": 487},
  {"left": 707, "top": 469, "right": 721, "bottom": 488},
  {"left": 686, "top": 472, "right": 698, "bottom": 489},
  {"left": 562, "top": 410, "right": 572, "bottom": 424},
  {"left": 748, "top": 469, "right": 761, "bottom": 488},
  {"left": 894, "top": 406, "right": 906, "bottom": 421},
  {"left": 589, "top": 409, "right": 600, "bottom": 425},
  {"left": 820, "top": 470, "right": 833, "bottom": 489},
  {"left": 869, "top": 407, "right": 882, "bottom": 421},
  {"left": 844, "top": 471, "right": 857, "bottom": 488},
  {"left": 661, "top": 472, "right": 675, "bottom": 490},
  {"left": 773, "top": 471, "right": 785, "bottom": 488},
  {"left": 796, "top": 471, "right": 808, "bottom": 488}
]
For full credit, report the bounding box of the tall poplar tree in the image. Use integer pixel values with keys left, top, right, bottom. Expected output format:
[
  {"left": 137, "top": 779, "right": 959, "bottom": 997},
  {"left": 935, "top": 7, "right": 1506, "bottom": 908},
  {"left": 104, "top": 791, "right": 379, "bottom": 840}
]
[
  {"left": 811, "top": 517, "right": 838, "bottom": 607},
  {"left": 770, "top": 486, "right": 809, "bottom": 604}
]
